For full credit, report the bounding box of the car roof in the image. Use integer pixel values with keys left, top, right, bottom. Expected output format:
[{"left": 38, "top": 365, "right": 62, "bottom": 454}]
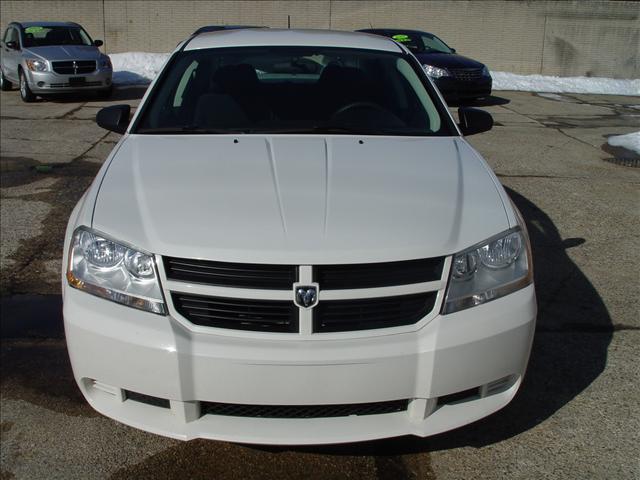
[
  {"left": 186, "top": 28, "right": 404, "bottom": 53},
  {"left": 13, "top": 21, "right": 81, "bottom": 28},
  {"left": 357, "top": 28, "right": 436, "bottom": 37},
  {"left": 193, "top": 25, "right": 265, "bottom": 35}
]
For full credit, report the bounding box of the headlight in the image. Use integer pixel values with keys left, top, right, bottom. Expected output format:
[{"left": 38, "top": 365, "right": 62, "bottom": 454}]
[
  {"left": 481, "top": 66, "right": 491, "bottom": 77},
  {"left": 66, "top": 227, "right": 166, "bottom": 314},
  {"left": 25, "top": 59, "right": 48, "bottom": 72},
  {"left": 423, "top": 64, "right": 450, "bottom": 78},
  {"left": 100, "top": 56, "right": 112, "bottom": 69},
  {"left": 442, "top": 223, "right": 533, "bottom": 314}
]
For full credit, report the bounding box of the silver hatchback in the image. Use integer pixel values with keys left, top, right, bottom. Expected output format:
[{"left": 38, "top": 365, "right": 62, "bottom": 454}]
[{"left": 0, "top": 21, "right": 113, "bottom": 102}]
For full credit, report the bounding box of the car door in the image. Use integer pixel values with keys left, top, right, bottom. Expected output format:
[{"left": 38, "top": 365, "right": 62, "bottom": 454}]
[{"left": 1, "top": 27, "right": 21, "bottom": 82}]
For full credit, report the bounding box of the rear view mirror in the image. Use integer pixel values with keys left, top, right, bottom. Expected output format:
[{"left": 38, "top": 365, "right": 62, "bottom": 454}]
[
  {"left": 94, "top": 39, "right": 104, "bottom": 47},
  {"left": 5, "top": 41, "right": 18, "bottom": 50},
  {"left": 96, "top": 104, "right": 131, "bottom": 134},
  {"left": 458, "top": 107, "right": 493, "bottom": 136}
]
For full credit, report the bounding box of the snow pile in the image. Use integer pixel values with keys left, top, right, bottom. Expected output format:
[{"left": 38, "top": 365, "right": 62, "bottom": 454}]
[
  {"left": 108, "top": 51, "right": 640, "bottom": 96},
  {"left": 110, "top": 52, "right": 170, "bottom": 85},
  {"left": 492, "top": 71, "right": 640, "bottom": 96},
  {"left": 607, "top": 131, "right": 640, "bottom": 155}
]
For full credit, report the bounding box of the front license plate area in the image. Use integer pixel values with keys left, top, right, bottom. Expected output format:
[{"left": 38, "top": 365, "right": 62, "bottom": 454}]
[{"left": 69, "top": 77, "right": 86, "bottom": 86}]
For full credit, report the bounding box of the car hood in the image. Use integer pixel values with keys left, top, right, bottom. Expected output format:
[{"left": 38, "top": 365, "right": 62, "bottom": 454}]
[
  {"left": 415, "top": 52, "right": 484, "bottom": 69},
  {"left": 93, "top": 135, "right": 509, "bottom": 264},
  {"left": 24, "top": 45, "right": 101, "bottom": 61}
]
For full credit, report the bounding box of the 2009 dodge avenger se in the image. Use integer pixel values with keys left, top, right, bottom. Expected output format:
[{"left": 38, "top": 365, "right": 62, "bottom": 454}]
[{"left": 62, "top": 28, "right": 536, "bottom": 444}]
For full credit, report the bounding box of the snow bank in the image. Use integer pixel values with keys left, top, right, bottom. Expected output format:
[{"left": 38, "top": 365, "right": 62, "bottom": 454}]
[
  {"left": 108, "top": 51, "right": 640, "bottom": 96},
  {"left": 110, "top": 52, "right": 170, "bottom": 85},
  {"left": 607, "top": 131, "right": 640, "bottom": 155},
  {"left": 492, "top": 72, "right": 640, "bottom": 96}
]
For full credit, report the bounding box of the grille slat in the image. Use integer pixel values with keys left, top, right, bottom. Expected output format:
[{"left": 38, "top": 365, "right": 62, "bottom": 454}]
[
  {"left": 314, "top": 293, "right": 436, "bottom": 333},
  {"left": 201, "top": 399, "right": 409, "bottom": 418},
  {"left": 164, "top": 257, "right": 297, "bottom": 289},
  {"left": 52, "top": 60, "right": 96, "bottom": 74},
  {"left": 450, "top": 68, "right": 483, "bottom": 81},
  {"left": 314, "top": 258, "right": 444, "bottom": 290},
  {"left": 173, "top": 293, "right": 298, "bottom": 332}
]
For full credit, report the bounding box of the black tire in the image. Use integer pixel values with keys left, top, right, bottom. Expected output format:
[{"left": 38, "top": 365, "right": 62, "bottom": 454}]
[
  {"left": 0, "top": 69, "right": 12, "bottom": 91},
  {"left": 19, "top": 69, "right": 36, "bottom": 102}
]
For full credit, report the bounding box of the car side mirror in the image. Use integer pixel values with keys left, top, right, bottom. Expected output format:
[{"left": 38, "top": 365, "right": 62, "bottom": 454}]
[
  {"left": 93, "top": 39, "right": 104, "bottom": 47},
  {"left": 450, "top": 48, "right": 456, "bottom": 53},
  {"left": 458, "top": 107, "right": 493, "bottom": 136},
  {"left": 96, "top": 105, "right": 131, "bottom": 134},
  {"left": 6, "top": 41, "right": 18, "bottom": 50}
]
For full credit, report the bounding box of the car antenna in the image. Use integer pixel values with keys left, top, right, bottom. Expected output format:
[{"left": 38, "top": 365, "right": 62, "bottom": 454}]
[{"left": 288, "top": 15, "right": 291, "bottom": 29}]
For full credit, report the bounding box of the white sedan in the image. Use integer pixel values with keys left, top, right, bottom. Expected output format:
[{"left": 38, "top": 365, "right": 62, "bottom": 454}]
[{"left": 62, "top": 28, "right": 536, "bottom": 444}]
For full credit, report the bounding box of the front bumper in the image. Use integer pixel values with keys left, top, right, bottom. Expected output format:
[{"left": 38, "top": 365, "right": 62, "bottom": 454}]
[
  {"left": 24, "top": 67, "right": 112, "bottom": 93},
  {"left": 63, "top": 282, "right": 536, "bottom": 445},
  {"left": 435, "top": 76, "right": 492, "bottom": 99}
]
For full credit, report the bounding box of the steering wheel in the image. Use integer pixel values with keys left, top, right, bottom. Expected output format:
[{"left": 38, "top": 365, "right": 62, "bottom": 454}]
[{"left": 331, "top": 101, "right": 390, "bottom": 119}]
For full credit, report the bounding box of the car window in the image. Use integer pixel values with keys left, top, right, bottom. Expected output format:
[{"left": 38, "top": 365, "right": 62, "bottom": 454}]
[
  {"left": 22, "top": 26, "right": 92, "bottom": 47},
  {"left": 7, "top": 27, "right": 19, "bottom": 45},
  {"left": 135, "top": 46, "right": 454, "bottom": 136},
  {"left": 420, "top": 35, "right": 452, "bottom": 54}
]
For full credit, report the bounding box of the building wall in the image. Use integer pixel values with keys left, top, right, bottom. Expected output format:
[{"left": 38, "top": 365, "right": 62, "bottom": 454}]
[{"left": 1, "top": 0, "right": 638, "bottom": 78}]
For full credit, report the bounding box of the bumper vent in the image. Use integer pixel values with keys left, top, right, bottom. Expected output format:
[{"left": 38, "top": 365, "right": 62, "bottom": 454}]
[
  {"left": 164, "top": 257, "right": 297, "bottom": 289},
  {"left": 52, "top": 60, "right": 96, "bottom": 74},
  {"left": 314, "top": 257, "right": 444, "bottom": 290},
  {"left": 172, "top": 293, "right": 298, "bottom": 332},
  {"left": 313, "top": 292, "right": 437, "bottom": 333},
  {"left": 201, "top": 399, "right": 409, "bottom": 418}
]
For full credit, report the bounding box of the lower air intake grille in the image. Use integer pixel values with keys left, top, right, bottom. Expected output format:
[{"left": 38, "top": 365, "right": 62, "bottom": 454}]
[
  {"left": 172, "top": 293, "right": 298, "bottom": 332},
  {"left": 314, "top": 292, "right": 437, "bottom": 333},
  {"left": 201, "top": 399, "right": 409, "bottom": 418}
]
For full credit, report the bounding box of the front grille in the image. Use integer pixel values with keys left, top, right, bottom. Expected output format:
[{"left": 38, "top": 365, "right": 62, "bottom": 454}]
[
  {"left": 314, "top": 257, "right": 444, "bottom": 290},
  {"left": 172, "top": 293, "right": 298, "bottom": 332},
  {"left": 313, "top": 292, "right": 437, "bottom": 333},
  {"left": 52, "top": 60, "right": 96, "bottom": 74},
  {"left": 164, "top": 257, "right": 297, "bottom": 289},
  {"left": 201, "top": 399, "right": 409, "bottom": 418},
  {"left": 450, "top": 68, "right": 483, "bottom": 81}
]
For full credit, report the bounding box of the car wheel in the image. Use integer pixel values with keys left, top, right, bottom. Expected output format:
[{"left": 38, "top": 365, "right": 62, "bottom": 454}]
[
  {"left": 19, "top": 70, "right": 36, "bottom": 102},
  {"left": 0, "top": 69, "right": 12, "bottom": 91}
]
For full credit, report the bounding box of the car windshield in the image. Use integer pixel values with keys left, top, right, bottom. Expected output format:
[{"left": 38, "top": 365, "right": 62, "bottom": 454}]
[
  {"left": 22, "top": 25, "right": 92, "bottom": 47},
  {"left": 389, "top": 33, "right": 452, "bottom": 55},
  {"left": 134, "top": 46, "right": 454, "bottom": 136}
]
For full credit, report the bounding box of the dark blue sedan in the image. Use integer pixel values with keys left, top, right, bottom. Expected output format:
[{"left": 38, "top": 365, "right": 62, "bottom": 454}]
[{"left": 357, "top": 28, "right": 492, "bottom": 101}]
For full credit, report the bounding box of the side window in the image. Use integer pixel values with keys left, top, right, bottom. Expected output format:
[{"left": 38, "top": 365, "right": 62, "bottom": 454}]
[
  {"left": 2, "top": 28, "right": 10, "bottom": 43},
  {"left": 7, "top": 27, "right": 18, "bottom": 44}
]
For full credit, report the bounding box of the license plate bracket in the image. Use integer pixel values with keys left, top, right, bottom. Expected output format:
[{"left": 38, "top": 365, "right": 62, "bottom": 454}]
[{"left": 69, "top": 77, "right": 86, "bottom": 86}]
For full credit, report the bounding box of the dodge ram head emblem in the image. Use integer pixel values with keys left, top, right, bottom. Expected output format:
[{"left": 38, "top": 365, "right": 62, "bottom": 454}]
[{"left": 294, "top": 284, "right": 318, "bottom": 308}]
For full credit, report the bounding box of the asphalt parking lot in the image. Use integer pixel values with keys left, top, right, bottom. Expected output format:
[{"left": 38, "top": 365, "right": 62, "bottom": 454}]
[{"left": 1, "top": 86, "right": 639, "bottom": 479}]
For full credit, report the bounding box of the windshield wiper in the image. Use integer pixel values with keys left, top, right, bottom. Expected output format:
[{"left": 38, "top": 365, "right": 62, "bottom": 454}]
[{"left": 135, "top": 126, "right": 247, "bottom": 135}]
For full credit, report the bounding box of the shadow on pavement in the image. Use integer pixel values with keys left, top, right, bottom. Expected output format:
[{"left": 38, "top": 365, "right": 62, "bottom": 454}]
[
  {"left": 447, "top": 95, "right": 511, "bottom": 108},
  {"left": 34, "top": 85, "right": 148, "bottom": 103}
]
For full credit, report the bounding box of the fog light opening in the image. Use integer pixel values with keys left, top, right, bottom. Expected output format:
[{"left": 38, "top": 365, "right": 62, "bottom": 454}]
[{"left": 37, "top": 81, "right": 45, "bottom": 87}]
